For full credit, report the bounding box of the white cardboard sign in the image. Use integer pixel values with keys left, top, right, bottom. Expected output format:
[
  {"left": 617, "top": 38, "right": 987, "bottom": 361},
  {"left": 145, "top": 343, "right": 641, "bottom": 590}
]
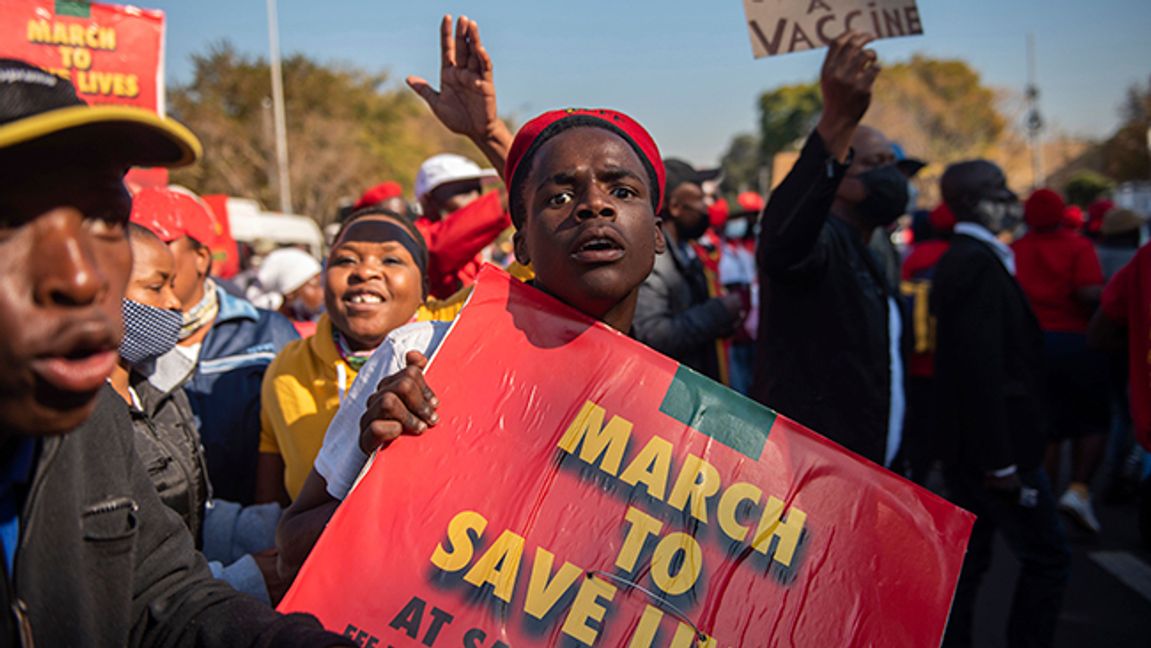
[{"left": 743, "top": 0, "right": 923, "bottom": 58}]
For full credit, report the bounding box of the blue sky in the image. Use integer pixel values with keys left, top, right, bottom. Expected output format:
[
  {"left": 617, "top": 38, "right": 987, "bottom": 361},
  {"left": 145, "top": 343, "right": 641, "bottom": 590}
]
[{"left": 149, "top": 1, "right": 1150, "bottom": 165}]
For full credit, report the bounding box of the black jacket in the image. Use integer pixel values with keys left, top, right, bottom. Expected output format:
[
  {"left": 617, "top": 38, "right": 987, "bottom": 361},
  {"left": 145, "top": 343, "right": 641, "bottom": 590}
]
[
  {"left": 130, "top": 376, "right": 211, "bottom": 545},
  {"left": 930, "top": 233, "right": 1048, "bottom": 473},
  {"left": 0, "top": 386, "right": 349, "bottom": 647},
  {"left": 752, "top": 132, "right": 902, "bottom": 465},
  {"left": 634, "top": 232, "right": 738, "bottom": 380}
]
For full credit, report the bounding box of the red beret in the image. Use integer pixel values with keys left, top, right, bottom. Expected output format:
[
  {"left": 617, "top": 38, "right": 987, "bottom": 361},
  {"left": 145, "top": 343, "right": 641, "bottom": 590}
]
[
  {"left": 736, "top": 191, "right": 765, "bottom": 215},
  {"left": 1025, "top": 188, "right": 1065, "bottom": 229},
  {"left": 354, "top": 181, "right": 403, "bottom": 210},
  {"left": 709, "top": 197, "right": 730, "bottom": 230},
  {"left": 928, "top": 203, "right": 955, "bottom": 232},
  {"left": 131, "top": 186, "right": 216, "bottom": 245},
  {"left": 504, "top": 108, "right": 665, "bottom": 219}
]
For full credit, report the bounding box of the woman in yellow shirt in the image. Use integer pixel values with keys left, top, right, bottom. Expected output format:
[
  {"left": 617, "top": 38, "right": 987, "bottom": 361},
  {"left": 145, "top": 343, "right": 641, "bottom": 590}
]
[{"left": 255, "top": 208, "right": 463, "bottom": 504}]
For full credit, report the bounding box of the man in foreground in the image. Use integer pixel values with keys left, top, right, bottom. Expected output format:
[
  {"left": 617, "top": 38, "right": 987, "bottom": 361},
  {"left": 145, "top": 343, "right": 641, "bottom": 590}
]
[{"left": 0, "top": 58, "right": 347, "bottom": 645}]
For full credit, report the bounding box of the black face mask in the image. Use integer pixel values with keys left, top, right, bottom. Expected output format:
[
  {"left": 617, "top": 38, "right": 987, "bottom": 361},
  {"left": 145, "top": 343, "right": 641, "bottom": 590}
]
[
  {"left": 857, "top": 165, "right": 910, "bottom": 227},
  {"left": 676, "top": 205, "right": 711, "bottom": 241}
]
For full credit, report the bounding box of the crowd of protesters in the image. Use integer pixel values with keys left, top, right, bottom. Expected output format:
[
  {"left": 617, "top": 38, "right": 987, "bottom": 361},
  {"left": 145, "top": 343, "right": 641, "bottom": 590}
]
[{"left": 0, "top": 12, "right": 1148, "bottom": 647}]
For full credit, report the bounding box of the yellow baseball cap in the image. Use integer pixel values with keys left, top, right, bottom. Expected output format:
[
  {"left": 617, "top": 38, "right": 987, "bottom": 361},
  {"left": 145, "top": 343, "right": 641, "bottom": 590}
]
[{"left": 0, "top": 58, "right": 200, "bottom": 168}]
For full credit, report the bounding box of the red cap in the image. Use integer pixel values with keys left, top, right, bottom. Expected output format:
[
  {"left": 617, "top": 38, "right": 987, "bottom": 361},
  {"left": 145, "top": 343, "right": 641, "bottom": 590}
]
[
  {"left": 505, "top": 108, "right": 665, "bottom": 217},
  {"left": 736, "top": 191, "right": 765, "bottom": 215},
  {"left": 131, "top": 186, "right": 216, "bottom": 245},
  {"left": 928, "top": 203, "right": 955, "bottom": 232},
  {"left": 1087, "top": 199, "right": 1114, "bottom": 234},
  {"left": 709, "top": 198, "right": 730, "bottom": 230},
  {"left": 353, "top": 181, "right": 403, "bottom": 210},
  {"left": 1025, "top": 188, "right": 1065, "bottom": 229}
]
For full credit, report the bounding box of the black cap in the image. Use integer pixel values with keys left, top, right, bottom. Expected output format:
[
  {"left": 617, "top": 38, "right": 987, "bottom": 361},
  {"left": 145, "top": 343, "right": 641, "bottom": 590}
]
[{"left": 663, "top": 158, "right": 721, "bottom": 202}]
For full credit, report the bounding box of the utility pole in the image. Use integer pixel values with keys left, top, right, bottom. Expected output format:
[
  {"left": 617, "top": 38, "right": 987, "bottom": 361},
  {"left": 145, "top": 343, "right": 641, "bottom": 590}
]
[
  {"left": 266, "top": 0, "right": 292, "bottom": 213},
  {"left": 1025, "top": 33, "right": 1045, "bottom": 190}
]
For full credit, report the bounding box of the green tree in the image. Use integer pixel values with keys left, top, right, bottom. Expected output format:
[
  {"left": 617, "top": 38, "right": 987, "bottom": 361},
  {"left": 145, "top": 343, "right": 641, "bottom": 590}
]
[
  {"left": 866, "top": 55, "right": 1004, "bottom": 163},
  {"left": 168, "top": 42, "right": 475, "bottom": 224},
  {"left": 1064, "top": 170, "right": 1114, "bottom": 207},
  {"left": 719, "top": 132, "right": 763, "bottom": 196},
  {"left": 1100, "top": 76, "right": 1151, "bottom": 182},
  {"left": 745, "top": 56, "right": 1006, "bottom": 200},
  {"left": 756, "top": 82, "right": 821, "bottom": 185}
]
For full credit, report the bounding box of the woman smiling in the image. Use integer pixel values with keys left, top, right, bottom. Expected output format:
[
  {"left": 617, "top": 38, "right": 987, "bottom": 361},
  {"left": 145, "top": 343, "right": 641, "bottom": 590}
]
[{"left": 256, "top": 208, "right": 435, "bottom": 505}]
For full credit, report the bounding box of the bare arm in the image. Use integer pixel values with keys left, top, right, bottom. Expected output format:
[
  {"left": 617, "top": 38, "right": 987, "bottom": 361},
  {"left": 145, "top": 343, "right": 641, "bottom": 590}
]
[
  {"left": 255, "top": 452, "right": 290, "bottom": 507},
  {"left": 758, "top": 32, "right": 879, "bottom": 277},
  {"left": 276, "top": 468, "right": 340, "bottom": 583},
  {"left": 277, "top": 351, "right": 440, "bottom": 581},
  {"left": 407, "top": 15, "right": 513, "bottom": 178}
]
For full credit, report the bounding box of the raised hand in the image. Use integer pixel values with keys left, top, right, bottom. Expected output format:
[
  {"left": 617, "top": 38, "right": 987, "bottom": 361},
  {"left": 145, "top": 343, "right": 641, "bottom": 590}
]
[
  {"left": 407, "top": 15, "right": 512, "bottom": 173},
  {"left": 815, "top": 31, "right": 880, "bottom": 161}
]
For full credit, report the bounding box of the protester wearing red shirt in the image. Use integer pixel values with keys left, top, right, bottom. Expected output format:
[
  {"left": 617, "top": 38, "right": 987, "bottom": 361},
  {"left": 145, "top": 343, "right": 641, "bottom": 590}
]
[
  {"left": 1096, "top": 242, "right": 1151, "bottom": 453},
  {"left": 902, "top": 203, "right": 954, "bottom": 284},
  {"left": 1093, "top": 241, "right": 1151, "bottom": 547},
  {"left": 412, "top": 154, "right": 512, "bottom": 299},
  {"left": 1013, "top": 188, "right": 1108, "bottom": 534}
]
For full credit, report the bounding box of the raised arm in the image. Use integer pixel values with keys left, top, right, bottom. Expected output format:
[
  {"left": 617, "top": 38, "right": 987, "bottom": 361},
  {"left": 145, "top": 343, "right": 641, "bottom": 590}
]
[
  {"left": 758, "top": 32, "right": 879, "bottom": 277},
  {"left": 407, "top": 15, "right": 513, "bottom": 178}
]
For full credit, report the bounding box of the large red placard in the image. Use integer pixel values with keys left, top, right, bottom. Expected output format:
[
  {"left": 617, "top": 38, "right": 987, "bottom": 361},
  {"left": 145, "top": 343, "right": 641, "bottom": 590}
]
[{"left": 282, "top": 265, "right": 973, "bottom": 647}]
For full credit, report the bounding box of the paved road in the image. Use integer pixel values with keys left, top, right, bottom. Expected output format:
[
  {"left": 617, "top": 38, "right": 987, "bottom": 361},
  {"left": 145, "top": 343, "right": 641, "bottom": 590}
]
[{"left": 972, "top": 493, "right": 1151, "bottom": 647}]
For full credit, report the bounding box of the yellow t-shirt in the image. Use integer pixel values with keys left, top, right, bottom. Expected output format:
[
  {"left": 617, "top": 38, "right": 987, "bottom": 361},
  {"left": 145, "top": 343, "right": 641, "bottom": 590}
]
[
  {"left": 260, "top": 303, "right": 467, "bottom": 500},
  {"left": 259, "top": 314, "right": 356, "bottom": 500}
]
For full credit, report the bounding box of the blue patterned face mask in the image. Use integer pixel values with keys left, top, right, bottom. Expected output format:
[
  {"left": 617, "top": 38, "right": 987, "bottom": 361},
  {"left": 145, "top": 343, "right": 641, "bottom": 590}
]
[{"left": 120, "top": 299, "right": 183, "bottom": 367}]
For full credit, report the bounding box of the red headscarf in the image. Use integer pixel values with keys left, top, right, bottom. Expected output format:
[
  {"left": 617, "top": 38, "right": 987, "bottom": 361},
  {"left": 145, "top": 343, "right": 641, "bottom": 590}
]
[{"left": 504, "top": 108, "right": 665, "bottom": 223}]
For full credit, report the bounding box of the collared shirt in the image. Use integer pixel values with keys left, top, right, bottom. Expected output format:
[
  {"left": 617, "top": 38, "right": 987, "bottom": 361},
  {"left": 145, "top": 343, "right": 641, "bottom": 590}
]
[
  {"left": 885, "top": 297, "right": 905, "bottom": 468},
  {"left": 259, "top": 314, "right": 359, "bottom": 500},
  {"left": 0, "top": 438, "right": 38, "bottom": 576},
  {"left": 955, "top": 222, "right": 1016, "bottom": 275}
]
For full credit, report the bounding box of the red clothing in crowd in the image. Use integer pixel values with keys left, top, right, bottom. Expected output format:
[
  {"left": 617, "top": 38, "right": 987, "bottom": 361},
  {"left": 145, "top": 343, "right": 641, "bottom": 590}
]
[
  {"left": 416, "top": 190, "right": 512, "bottom": 299},
  {"left": 902, "top": 240, "right": 950, "bottom": 282},
  {"left": 901, "top": 239, "right": 950, "bottom": 377},
  {"left": 1012, "top": 230, "right": 1104, "bottom": 333},
  {"left": 1101, "top": 243, "right": 1151, "bottom": 450}
]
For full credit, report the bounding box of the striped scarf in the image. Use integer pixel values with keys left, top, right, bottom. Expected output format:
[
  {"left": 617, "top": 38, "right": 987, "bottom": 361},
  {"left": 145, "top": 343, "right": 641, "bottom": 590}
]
[{"left": 179, "top": 279, "right": 219, "bottom": 340}]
